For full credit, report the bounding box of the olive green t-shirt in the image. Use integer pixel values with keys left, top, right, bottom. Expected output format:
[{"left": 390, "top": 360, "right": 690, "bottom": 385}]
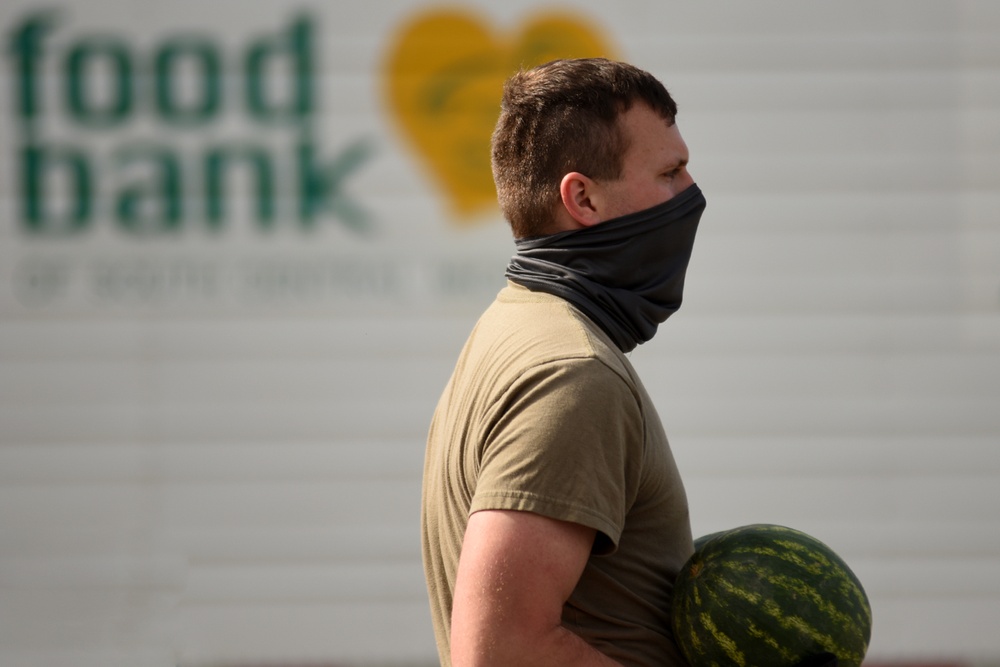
[{"left": 422, "top": 283, "right": 693, "bottom": 667}]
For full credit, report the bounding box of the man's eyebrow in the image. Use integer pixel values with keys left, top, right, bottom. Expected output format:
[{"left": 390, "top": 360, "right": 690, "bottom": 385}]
[{"left": 663, "top": 157, "right": 689, "bottom": 170}]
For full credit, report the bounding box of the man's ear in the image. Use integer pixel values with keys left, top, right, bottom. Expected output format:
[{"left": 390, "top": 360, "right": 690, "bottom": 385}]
[{"left": 559, "top": 172, "right": 603, "bottom": 228}]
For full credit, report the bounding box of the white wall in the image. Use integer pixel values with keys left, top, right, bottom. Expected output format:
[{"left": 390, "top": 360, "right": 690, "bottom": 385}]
[{"left": 0, "top": 1, "right": 998, "bottom": 665}]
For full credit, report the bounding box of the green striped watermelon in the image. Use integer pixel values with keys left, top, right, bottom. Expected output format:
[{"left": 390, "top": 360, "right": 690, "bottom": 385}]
[{"left": 671, "top": 524, "right": 872, "bottom": 667}]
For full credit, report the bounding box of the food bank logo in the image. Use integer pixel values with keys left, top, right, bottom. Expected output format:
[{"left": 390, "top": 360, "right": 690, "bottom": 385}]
[
  {"left": 384, "top": 9, "right": 616, "bottom": 223},
  {"left": 6, "top": 10, "right": 374, "bottom": 237}
]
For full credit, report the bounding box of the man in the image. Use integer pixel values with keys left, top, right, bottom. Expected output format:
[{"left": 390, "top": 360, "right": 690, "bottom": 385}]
[{"left": 422, "top": 58, "right": 706, "bottom": 666}]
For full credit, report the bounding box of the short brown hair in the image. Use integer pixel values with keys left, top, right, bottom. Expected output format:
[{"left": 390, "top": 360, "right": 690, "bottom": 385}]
[{"left": 491, "top": 58, "right": 678, "bottom": 238}]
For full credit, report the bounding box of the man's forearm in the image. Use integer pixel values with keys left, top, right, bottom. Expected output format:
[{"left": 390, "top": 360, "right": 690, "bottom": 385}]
[
  {"left": 452, "top": 623, "right": 625, "bottom": 667},
  {"left": 542, "top": 625, "right": 626, "bottom": 667},
  {"left": 451, "top": 510, "right": 622, "bottom": 667}
]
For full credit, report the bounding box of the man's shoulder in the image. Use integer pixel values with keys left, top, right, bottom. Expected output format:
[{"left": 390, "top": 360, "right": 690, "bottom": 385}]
[{"left": 478, "top": 283, "right": 626, "bottom": 369}]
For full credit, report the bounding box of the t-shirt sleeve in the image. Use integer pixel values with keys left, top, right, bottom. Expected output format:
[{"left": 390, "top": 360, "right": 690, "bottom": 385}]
[{"left": 470, "top": 357, "right": 644, "bottom": 552}]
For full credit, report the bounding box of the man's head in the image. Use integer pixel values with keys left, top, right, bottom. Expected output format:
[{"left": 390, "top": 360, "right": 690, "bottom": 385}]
[{"left": 491, "top": 58, "right": 689, "bottom": 238}]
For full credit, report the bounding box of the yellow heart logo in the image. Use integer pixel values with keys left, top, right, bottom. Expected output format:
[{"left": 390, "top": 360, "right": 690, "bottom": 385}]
[{"left": 384, "top": 10, "right": 616, "bottom": 224}]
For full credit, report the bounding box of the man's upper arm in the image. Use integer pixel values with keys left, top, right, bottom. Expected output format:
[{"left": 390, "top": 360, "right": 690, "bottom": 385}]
[
  {"left": 474, "top": 358, "right": 644, "bottom": 551},
  {"left": 451, "top": 509, "right": 620, "bottom": 666}
]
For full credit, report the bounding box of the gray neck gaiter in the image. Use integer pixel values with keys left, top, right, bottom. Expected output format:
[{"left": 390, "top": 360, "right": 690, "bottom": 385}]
[{"left": 505, "top": 183, "right": 706, "bottom": 353}]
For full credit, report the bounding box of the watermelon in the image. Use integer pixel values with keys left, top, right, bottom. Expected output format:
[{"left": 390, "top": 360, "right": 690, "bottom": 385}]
[{"left": 671, "top": 524, "right": 872, "bottom": 667}]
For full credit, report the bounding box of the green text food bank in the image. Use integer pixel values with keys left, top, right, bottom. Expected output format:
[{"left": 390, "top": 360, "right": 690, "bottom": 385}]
[{"left": 7, "top": 11, "right": 374, "bottom": 236}]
